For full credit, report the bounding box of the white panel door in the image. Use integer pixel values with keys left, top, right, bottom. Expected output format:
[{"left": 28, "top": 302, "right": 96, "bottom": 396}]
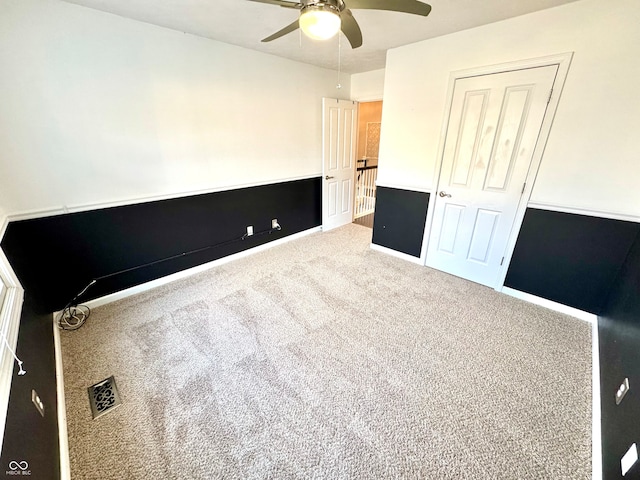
[
  {"left": 322, "top": 98, "right": 357, "bottom": 231},
  {"left": 426, "top": 65, "right": 557, "bottom": 287}
]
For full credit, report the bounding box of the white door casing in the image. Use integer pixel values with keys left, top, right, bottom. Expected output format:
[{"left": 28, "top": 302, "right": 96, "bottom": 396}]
[
  {"left": 322, "top": 98, "right": 357, "bottom": 231},
  {"left": 0, "top": 279, "right": 6, "bottom": 309},
  {"left": 426, "top": 65, "right": 558, "bottom": 288},
  {"left": 0, "top": 246, "right": 24, "bottom": 455}
]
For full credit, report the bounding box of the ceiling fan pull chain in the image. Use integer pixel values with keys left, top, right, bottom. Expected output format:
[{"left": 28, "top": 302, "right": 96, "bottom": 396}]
[{"left": 336, "top": 33, "right": 342, "bottom": 89}]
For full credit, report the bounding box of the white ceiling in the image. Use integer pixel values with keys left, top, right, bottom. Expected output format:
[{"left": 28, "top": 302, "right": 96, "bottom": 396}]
[{"left": 60, "top": 0, "right": 581, "bottom": 74}]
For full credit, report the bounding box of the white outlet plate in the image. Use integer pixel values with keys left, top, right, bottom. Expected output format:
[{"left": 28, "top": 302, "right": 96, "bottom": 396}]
[
  {"left": 271, "top": 219, "right": 279, "bottom": 229},
  {"left": 246, "top": 226, "right": 253, "bottom": 236},
  {"left": 31, "top": 389, "right": 45, "bottom": 417},
  {"left": 622, "top": 443, "right": 638, "bottom": 476}
]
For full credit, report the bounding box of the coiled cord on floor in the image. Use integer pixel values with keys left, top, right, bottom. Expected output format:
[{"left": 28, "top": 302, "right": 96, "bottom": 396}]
[
  {"left": 58, "top": 304, "right": 91, "bottom": 331},
  {"left": 57, "top": 279, "right": 96, "bottom": 330}
]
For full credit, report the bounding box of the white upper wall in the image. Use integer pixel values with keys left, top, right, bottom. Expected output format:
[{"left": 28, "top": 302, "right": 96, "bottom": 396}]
[
  {"left": 0, "top": 0, "right": 349, "bottom": 215},
  {"left": 350, "top": 69, "right": 385, "bottom": 102},
  {"left": 379, "top": 0, "right": 640, "bottom": 217}
]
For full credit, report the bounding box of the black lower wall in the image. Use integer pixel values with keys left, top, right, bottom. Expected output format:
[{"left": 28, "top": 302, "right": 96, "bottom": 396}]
[
  {"left": 372, "top": 187, "right": 429, "bottom": 258},
  {"left": 1, "top": 177, "right": 321, "bottom": 313},
  {"left": 504, "top": 208, "right": 640, "bottom": 315},
  {"left": 0, "top": 296, "right": 59, "bottom": 480},
  {"left": 598, "top": 229, "right": 640, "bottom": 479}
]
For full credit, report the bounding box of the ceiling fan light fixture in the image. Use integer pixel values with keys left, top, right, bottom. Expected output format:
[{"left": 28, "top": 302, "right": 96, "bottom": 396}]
[{"left": 299, "top": 5, "right": 341, "bottom": 41}]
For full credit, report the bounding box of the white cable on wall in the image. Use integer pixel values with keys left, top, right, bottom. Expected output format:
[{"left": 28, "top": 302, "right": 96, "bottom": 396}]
[{"left": 1, "top": 329, "right": 25, "bottom": 376}]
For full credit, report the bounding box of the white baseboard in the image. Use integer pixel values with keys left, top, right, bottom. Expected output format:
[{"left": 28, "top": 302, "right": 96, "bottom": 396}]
[
  {"left": 74, "top": 227, "right": 322, "bottom": 311},
  {"left": 369, "top": 243, "right": 423, "bottom": 265},
  {"left": 53, "top": 316, "right": 71, "bottom": 480},
  {"left": 500, "top": 287, "right": 597, "bottom": 323},
  {"left": 592, "top": 320, "right": 602, "bottom": 480}
]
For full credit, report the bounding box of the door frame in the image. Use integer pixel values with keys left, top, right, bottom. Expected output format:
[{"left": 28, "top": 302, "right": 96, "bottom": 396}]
[
  {"left": 0, "top": 242, "right": 24, "bottom": 455},
  {"left": 353, "top": 99, "right": 383, "bottom": 220},
  {"left": 420, "top": 52, "right": 574, "bottom": 290}
]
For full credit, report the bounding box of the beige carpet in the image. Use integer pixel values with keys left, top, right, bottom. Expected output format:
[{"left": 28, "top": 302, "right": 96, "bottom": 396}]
[{"left": 60, "top": 224, "right": 592, "bottom": 479}]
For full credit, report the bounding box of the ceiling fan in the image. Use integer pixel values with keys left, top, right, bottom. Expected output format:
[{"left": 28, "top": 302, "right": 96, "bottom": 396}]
[{"left": 247, "top": 0, "right": 432, "bottom": 49}]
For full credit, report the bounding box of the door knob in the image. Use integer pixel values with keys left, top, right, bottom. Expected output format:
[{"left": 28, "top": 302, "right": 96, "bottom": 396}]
[
  {"left": 325, "top": 175, "right": 335, "bottom": 180},
  {"left": 439, "top": 191, "right": 452, "bottom": 198}
]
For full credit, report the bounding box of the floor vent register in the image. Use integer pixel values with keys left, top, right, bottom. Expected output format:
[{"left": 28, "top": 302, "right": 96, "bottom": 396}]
[{"left": 88, "top": 376, "right": 122, "bottom": 420}]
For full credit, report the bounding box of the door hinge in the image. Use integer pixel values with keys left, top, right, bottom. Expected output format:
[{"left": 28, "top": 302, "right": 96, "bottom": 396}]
[
  {"left": 521, "top": 182, "right": 526, "bottom": 194},
  {"left": 547, "top": 88, "right": 553, "bottom": 105},
  {"left": 500, "top": 257, "right": 504, "bottom": 266}
]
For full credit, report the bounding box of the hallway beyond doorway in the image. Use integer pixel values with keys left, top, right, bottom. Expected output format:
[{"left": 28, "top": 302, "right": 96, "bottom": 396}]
[{"left": 353, "top": 213, "right": 374, "bottom": 229}]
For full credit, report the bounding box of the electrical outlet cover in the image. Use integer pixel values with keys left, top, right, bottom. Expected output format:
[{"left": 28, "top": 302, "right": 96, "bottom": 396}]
[
  {"left": 31, "top": 390, "right": 45, "bottom": 417},
  {"left": 622, "top": 443, "right": 638, "bottom": 476}
]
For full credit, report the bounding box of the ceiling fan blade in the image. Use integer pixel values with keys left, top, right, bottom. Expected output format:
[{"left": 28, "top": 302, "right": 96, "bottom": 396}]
[
  {"left": 346, "top": 0, "right": 431, "bottom": 16},
  {"left": 340, "top": 10, "right": 363, "bottom": 49},
  {"left": 261, "top": 20, "right": 300, "bottom": 42},
  {"left": 246, "top": 0, "right": 301, "bottom": 8}
]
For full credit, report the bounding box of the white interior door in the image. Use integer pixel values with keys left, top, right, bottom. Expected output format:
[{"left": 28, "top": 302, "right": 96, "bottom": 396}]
[
  {"left": 426, "top": 65, "right": 557, "bottom": 287},
  {"left": 322, "top": 98, "right": 357, "bottom": 231}
]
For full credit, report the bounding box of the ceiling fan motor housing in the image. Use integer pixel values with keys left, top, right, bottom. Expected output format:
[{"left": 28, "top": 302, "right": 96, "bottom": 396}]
[
  {"left": 299, "top": 1, "right": 343, "bottom": 40},
  {"left": 301, "top": 0, "right": 345, "bottom": 14}
]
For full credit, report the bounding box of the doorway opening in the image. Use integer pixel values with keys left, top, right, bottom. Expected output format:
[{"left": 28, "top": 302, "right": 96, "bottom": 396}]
[{"left": 353, "top": 100, "right": 382, "bottom": 229}]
